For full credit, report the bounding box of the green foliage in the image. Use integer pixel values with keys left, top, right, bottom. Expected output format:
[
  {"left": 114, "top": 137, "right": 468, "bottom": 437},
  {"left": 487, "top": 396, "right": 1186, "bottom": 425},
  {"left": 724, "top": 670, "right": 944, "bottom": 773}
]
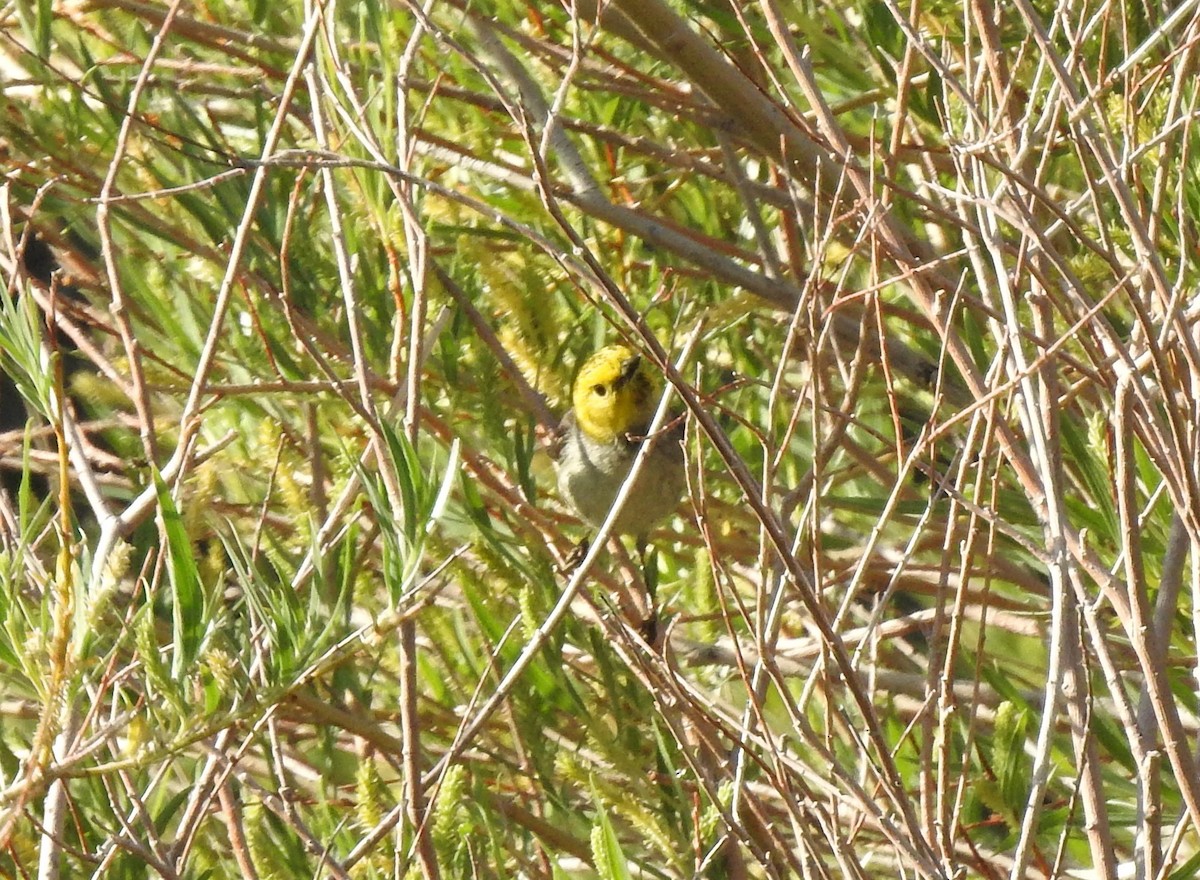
[
  {"left": 0, "top": 285, "right": 53, "bottom": 420},
  {"left": 977, "top": 702, "right": 1032, "bottom": 831},
  {"left": 153, "top": 469, "right": 205, "bottom": 679}
]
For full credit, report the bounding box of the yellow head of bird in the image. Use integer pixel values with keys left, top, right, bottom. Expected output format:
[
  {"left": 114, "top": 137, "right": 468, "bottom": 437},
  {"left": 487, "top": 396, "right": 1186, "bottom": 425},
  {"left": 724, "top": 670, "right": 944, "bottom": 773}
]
[{"left": 571, "top": 345, "right": 658, "bottom": 443}]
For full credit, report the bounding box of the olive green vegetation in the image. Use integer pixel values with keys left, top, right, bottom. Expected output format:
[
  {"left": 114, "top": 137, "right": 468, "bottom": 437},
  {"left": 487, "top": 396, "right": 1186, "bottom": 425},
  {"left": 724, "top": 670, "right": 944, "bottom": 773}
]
[{"left": 1, "top": 1, "right": 1197, "bottom": 877}]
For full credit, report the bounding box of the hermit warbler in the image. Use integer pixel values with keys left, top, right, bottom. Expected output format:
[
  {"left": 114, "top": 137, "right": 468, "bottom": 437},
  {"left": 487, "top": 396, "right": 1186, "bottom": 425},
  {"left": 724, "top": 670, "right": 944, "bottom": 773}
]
[{"left": 554, "top": 345, "right": 686, "bottom": 542}]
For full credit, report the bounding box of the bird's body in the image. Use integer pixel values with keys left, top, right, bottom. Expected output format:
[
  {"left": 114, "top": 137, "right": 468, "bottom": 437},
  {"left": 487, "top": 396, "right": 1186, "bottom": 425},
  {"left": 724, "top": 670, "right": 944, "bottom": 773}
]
[
  {"left": 556, "top": 409, "right": 685, "bottom": 536},
  {"left": 554, "top": 345, "right": 685, "bottom": 539}
]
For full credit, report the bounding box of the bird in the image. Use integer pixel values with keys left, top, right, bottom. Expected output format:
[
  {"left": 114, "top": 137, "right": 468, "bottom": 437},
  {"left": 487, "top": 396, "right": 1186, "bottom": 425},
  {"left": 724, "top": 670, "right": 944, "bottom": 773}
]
[{"left": 553, "top": 344, "right": 686, "bottom": 637}]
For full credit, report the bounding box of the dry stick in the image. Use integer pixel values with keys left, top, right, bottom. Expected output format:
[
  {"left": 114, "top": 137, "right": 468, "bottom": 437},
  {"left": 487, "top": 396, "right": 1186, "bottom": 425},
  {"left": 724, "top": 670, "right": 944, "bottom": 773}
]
[
  {"left": 1060, "top": 585, "right": 1117, "bottom": 880},
  {"left": 1103, "top": 0, "right": 1200, "bottom": 89},
  {"left": 606, "top": 599, "right": 819, "bottom": 875},
  {"left": 88, "top": 41, "right": 374, "bottom": 873},
  {"left": 970, "top": 4, "right": 1117, "bottom": 875},
  {"left": 306, "top": 80, "right": 379, "bottom": 454},
  {"left": 666, "top": 625, "right": 933, "bottom": 876},
  {"left": 265, "top": 716, "right": 298, "bottom": 843},
  {"left": 1019, "top": 0, "right": 1200, "bottom": 491},
  {"left": 939, "top": 399, "right": 1005, "bottom": 865},
  {"left": 744, "top": 8, "right": 1175, "bottom": 873},
  {"left": 774, "top": 171, "right": 860, "bottom": 520},
  {"left": 615, "top": 633, "right": 807, "bottom": 877},
  {"left": 715, "top": 136, "right": 783, "bottom": 282},
  {"left": 723, "top": 181, "right": 839, "bottom": 847},
  {"left": 1007, "top": 0, "right": 1200, "bottom": 844},
  {"left": 1149, "top": 48, "right": 1200, "bottom": 507},
  {"left": 951, "top": 169, "right": 1192, "bottom": 556},
  {"left": 201, "top": 744, "right": 354, "bottom": 880},
  {"left": 835, "top": 418, "right": 949, "bottom": 656},
  {"left": 1130, "top": 524, "right": 1189, "bottom": 875},
  {"left": 316, "top": 18, "right": 446, "bottom": 873},
  {"left": 610, "top": 0, "right": 835, "bottom": 181},
  {"left": 1155, "top": 804, "right": 1199, "bottom": 880},
  {"left": 741, "top": 299, "right": 886, "bottom": 842},
  {"left": 289, "top": 688, "right": 597, "bottom": 864},
  {"left": 920, "top": 324, "right": 979, "bottom": 870},
  {"left": 413, "top": 79, "right": 815, "bottom": 211},
  {"left": 166, "top": 723, "right": 242, "bottom": 870},
  {"left": 308, "top": 37, "right": 436, "bottom": 880},
  {"left": 686, "top": 605, "right": 1040, "bottom": 673},
  {"left": 1036, "top": 157, "right": 1118, "bottom": 880},
  {"left": 1121, "top": 388, "right": 1181, "bottom": 880},
  {"left": 940, "top": 17, "right": 1027, "bottom": 869},
  {"left": 87, "top": 168, "right": 250, "bottom": 205},
  {"left": 962, "top": 141, "right": 1081, "bottom": 878},
  {"left": 466, "top": 15, "right": 804, "bottom": 298},
  {"left": 886, "top": 0, "right": 922, "bottom": 189},
  {"left": 111, "top": 769, "right": 173, "bottom": 871},
  {"left": 411, "top": 133, "right": 807, "bottom": 309},
  {"left": 394, "top": 3, "right": 440, "bottom": 872},
  {"left": 431, "top": 265, "right": 557, "bottom": 430},
  {"left": 216, "top": 782, "right": 260, "bottom": 880},
  {"left": 82, "top": 0, "right": 296, "bottom": 58},
  {"left": 610, "top": 0, "right": 948, "bottom": 283}
]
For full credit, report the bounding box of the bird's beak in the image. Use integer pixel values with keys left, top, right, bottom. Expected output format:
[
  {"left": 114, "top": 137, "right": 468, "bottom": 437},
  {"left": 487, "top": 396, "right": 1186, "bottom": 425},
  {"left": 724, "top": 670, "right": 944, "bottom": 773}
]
[{"left": 616, "top": 355, "right": 641, "bottom": 388}]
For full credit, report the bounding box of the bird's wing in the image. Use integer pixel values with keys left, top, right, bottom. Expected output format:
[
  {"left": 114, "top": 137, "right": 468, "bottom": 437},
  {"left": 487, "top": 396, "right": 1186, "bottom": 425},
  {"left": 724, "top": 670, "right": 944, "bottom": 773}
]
[{"left": 548, "top": 409, "right": 575, "bottom": 462}]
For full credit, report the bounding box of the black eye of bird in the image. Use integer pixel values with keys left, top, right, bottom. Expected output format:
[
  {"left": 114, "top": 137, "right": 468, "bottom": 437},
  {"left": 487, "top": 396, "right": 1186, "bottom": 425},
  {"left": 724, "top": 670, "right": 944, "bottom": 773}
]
[{"left": 592, "top": 384, "right": 607, "bottom": 397}]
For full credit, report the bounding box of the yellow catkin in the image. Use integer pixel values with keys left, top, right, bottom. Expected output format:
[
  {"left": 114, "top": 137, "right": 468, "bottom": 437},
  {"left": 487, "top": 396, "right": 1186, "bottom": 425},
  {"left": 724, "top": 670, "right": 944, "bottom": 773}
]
[
  {"left": 243, "top": 802, "right": 284, "bottom": 880},
  {"left": 477, "top": 243, "right": 566, "bottom": 403},
  {"left": 431, "top": 763, "right": 468, "bottom": 849},
  {"left": 135, "top": 613, "right": 171, "bottom": 705},
  {"left": 201, "top": 647, "right": 236, "bottom": 695},
  {"left": 690, "top": 546, "right": 719, "bottom": 644},
  {"left": 517, "top": 586, "right": 541, "bottom": 644},
  {"left": 354, "top": 758, "right": 387, "bottom": 830}
]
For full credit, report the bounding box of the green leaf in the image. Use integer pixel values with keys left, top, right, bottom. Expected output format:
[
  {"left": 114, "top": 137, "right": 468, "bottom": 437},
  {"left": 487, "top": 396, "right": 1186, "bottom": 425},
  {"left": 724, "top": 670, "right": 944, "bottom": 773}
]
[
  {"left": 0, "top": 285, "right": 51, "bottom": 420},
  {"left": 34, "top": 0, "right": 51, "bottom": 59},
  {"left": 992, "top": 701, "right": 1031, "bottom": 817},
  {"left": 153, "top": 470, "right": 203, "bottom": 679}
]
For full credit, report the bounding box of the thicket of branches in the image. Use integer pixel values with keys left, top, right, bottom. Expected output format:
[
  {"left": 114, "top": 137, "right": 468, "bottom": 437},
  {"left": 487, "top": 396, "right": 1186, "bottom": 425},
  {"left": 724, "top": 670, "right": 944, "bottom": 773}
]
[{"left": 2, "top": 0, "right": 1199, "bottom": 877}]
